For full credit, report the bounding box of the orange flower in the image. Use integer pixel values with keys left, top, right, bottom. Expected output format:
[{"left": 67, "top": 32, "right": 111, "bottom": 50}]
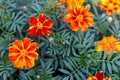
[
  {"left": 95, "top": 35, "right": 120, "bottom": 56},
  {"left": 28, "top": 13, "right": 53, "bottom": 37},
  {"left": 100, "top": 0, "right": 120, "bottom": 15},
  {"left": 87, "top": 71, "right": 112, "bottom": 80},
  {"left": 59, "top": 0, "right": 84, "bottom": 9},
  {"left": 64, "top": 6, "right": 94, "bottom": 32},
  {"left": 9, "top": 38, "right": 39, "bottom": 69}
]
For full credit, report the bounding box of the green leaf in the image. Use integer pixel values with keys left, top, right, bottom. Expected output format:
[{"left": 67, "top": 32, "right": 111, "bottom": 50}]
[{"left": 59, "top": 69, "right": 70, "bottom": 75}]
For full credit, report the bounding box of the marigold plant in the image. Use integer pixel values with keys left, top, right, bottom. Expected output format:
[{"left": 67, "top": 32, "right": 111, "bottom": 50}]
[
  {"left": 9, "top": 38, "right": 39, "bottom": 69},
  {"left": 1, "top": 0, "right": 120, "bottom": 79}
]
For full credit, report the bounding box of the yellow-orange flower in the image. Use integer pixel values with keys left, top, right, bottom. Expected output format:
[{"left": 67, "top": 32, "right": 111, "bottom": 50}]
[
  {"left": 59, "top": 0, "right": 84, "bottom": 9},
  {"left": 87, "top": 71, "right": 112, "bottom": 80},
  {"left": 100, "top": 0, "right": 120, "bottom": 15},
  {"left": 64, "top": 6, "right": 94, "bottom": 32},
  {"left": 28, "top": 13, "right": 53, "bottom": 37},
  {"left": 95, "top": 35, "right": 120, "bottom": 56},
  {"left": 9, "top": 38, "right": 39, "bottom": 69}
]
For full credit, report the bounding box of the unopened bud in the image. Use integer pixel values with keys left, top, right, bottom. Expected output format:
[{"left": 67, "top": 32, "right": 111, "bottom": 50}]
[
  {"left": 36, "top": 75, "right": 40, "bottom": 79},
  {"left": 62, "top": 42, "right": 65, "bottom": 44},
  {"left": 22, "top": 6, "right": 27, "bottom": 11},
  {"left": 86, "top": 4, "right": 91, "bottom": 10},
  {"left": 49, "top": 37, "right": 54, "bottom": 43},
  {"left": 107, "top": 17, "right": 113, "bottom": 22}
]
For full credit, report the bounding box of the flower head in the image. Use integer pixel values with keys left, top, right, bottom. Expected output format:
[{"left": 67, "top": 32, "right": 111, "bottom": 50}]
[
  {"left": 95, "top": 35, "right": 120, "bottom": 56},
  {"left": 100, "top": 0, "right": 120, "bottom": 15},
  {"left": 28, "top": 13, "right": 53, "bottom": 37},
  {"left": 87, "top": 71, "right": 112, "bottom": 80},
  {"left": 59, "top": 0, "right": 84, "bottom": 9},
  {"left": 64, "top": 6, "right": 94, "bottom": 32},
  {"left": 9, "top": 38, "right": 39, "bottom": 69}
]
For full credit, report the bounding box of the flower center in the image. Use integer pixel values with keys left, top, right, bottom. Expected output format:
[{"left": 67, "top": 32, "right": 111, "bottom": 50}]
[
  {"left": 37, "top": 22, "right": 43, "bottom": 29},
  {"left": 20, "top": 49, "right": 27, "bottom": 56},
  {"left": 76, "top": 15, "right": 83, "bottom": 22},
  {"left": 108, "top": 3, "right": 114, "bottom": 9}
]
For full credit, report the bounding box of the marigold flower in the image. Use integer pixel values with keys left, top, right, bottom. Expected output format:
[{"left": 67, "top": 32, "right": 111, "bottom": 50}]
[
  {"left": 95, "top": 35, "right": 120, "bottom": 56},
  {"left": 87, "top": 71, "right": 112, "bottom": 80},
  {"left": 59, "top": 0, "right": 84, "bottom": 9},
  {"left": 28, "top": 13, "right": 53, "bottom": 37},
  {"left": 100, "top": 0, "right": 120, "bottom": 15},
  {"left": 64, "top": 6, "right": 94, "bottom": 32},
  {"left": 9, "top": 38, "right": 39, "bottom": 69}
]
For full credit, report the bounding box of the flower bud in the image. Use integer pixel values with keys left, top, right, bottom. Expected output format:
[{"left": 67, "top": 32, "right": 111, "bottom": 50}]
[
  {"left": 49, "top": 37, "right": 54, "bottom": 43},
  {"left": 86, "top": 4, "right": 91, "bottom": 10},
  {"left": 107, "top": 16, "right": 113, "bottom": 23},
  {"left": 36, "top": 75, "right": 40, "bottom": 79},
  {"left": 22, "top": 6, "right": 27, "bottom": 11}
]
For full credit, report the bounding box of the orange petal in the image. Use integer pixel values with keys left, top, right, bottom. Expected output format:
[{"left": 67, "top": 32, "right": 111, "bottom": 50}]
[
  {"left": 87, "top": 75, "right": 97, "bottom": 80},
  {"left": 64, "top": 14, "right": 76, "bottom": 23},
  {"left": 9, "top": 46, "right": 20, "bottom": 53},
  {"left": 9, "top": 53, "right": 20, "bottom": 62},
  {"left": 43, "top": 19, "right": 53, "bottom": 28},
  {"left": 13, "top": 40, "right": 23, "bottom": 50},
  {"left": 28, "top": 26, "right": 37, "bottom": 36},
  {"left": 70, "top": 21, "right": 79, "bottom": 31},
  {"left": 84, "top": 18, "right": 94, "bottom": 27},
  {"left": 43, "top": 27, "right": 52, "bottom": 35},
  {"left": 38, "top": 13, "right": 46, "bottom": 23},
  {"left": 68, "top": 9, "right": 76, "bottom": 16},
  {"left": 103, "top": 78, "right": 112, "bottom": 80},
  {"left": 14, "top": 56, "right": 24, "bottom": 69},
  {"left": 29, "top": 16, "right": 38, "bottom": 25},
  {"left": 36, "top": 29, "right": 42, "bottom": 37},
  {"left": 28, "top": 52, "right": 38, "bottom": 60},
  {"left": 25, "top": 56, "right": 34, "bottom": 68},
  {"left": 23, "top": 38, "right": 32, "bottom": 49},
  {"left": 80, "top": 22, "right": 88, "bottom": 32},
  {"left": 81, "top": 6, "right": 89, "bottom": 15},
  {"left": 28, "top": 42, "right": 39, "bottom": 52}
]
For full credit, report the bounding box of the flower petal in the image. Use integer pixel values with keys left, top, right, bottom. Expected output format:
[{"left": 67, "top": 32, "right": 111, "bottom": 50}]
[
  {"left": 25, "top": 56, "right": 34, "bottom": 68},
  {"left": 38, "top": 13, "right": 46, "bottom": 23},
  {"left": 28, "top": 52, "right": 38, "bottom": 60},
  {"left": 64, "top": 14, "right": 76, "bottom": 23},
  {"left": 42, "top": 27, "right": 52, "bottom": 35},
  {"left": 23, "top": 38, "right": 33, "bottom": 50},
  {"left": 28, "top": 42, "right": 39, "bottom": 52},
  {"left": 13, "top": 40, "right": 23, "bottom": 50},
  {"left": 70, "top": 21, "right": 79, "bottom": 31},
  {"left": 9, "top": 53, "right": 20, "bottom": 62},
  {"left": 43, "top": 19, "right": 53, "bottom": 28},
  {"left": 28, "top": 26, "right": 37, "bottom": 36},
  {"left": 9, "top": 46, "right": 20, "bottom": 53},
  {"left": 14, "top": 56, "right": 24, "bottom": 69},
  {"left": 29, "top": 16, "right": 38, "bottom": 25},
  {"left": 80, "top": 22, "right": 88, "bottom": 32},
  {"left": 36, "top": 29, "right": 42, "bottom": 37}
]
